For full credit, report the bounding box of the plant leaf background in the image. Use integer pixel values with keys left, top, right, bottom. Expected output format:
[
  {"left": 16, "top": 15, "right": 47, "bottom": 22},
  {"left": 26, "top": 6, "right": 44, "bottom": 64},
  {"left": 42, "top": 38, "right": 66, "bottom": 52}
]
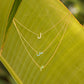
[{"left": 0, "top": 0, "right": 84, "bottom": 84}]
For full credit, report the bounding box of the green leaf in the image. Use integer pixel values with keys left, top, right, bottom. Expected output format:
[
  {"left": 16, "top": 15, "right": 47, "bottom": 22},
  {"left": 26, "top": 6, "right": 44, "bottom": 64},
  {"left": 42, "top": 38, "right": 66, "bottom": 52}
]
[
  {"left": 0, "top": 0, "right": 14, "bottom": 48},
  {"left": 0, "top": 0, "right": 84, "bottom": 84},
  {"left": 4, "top": 0, "right": 22, "bottom": 44}
]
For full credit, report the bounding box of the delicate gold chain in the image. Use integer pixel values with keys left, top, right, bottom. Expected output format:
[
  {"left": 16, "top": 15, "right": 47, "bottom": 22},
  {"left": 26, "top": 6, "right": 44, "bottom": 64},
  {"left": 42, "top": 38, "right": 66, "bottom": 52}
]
[{"left": 13, "top": 14, "right": 70, "bottom": 71}]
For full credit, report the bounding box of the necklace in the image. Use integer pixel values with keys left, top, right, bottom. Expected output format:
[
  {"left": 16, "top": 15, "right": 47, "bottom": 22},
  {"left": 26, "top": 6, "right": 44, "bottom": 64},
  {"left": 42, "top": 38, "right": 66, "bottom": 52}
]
[{"left": 13, "top": 14, "right": 70, "bottom": 71}]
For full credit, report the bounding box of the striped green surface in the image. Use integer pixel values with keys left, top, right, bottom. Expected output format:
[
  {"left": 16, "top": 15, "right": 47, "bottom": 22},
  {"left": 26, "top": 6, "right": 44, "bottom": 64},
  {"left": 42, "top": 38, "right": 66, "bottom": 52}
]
[
  {"left": 0, "top": 0, "right": 14, "bottom": 48},
  {"left": 0, "top": 0, "right": 84, "bottom": 84}
]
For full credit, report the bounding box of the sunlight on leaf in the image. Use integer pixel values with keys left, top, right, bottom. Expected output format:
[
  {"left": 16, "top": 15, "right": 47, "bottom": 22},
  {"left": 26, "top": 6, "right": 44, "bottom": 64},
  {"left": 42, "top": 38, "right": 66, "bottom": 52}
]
[{"left": 0, "top": 0, "right": 84, "bottom": 84}]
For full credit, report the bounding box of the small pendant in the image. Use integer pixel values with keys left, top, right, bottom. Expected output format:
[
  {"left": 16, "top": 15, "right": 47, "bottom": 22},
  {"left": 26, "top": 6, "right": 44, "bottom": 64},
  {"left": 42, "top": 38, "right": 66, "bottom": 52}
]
[
  {"left": 40, "top": 66, "right": 44, "bottom": 71},
  {"left": 37, "top": 52, "right": 43, "bottom": 56},
  {"left": 37, "top": 33, "right": 42, "bottom": 39}
]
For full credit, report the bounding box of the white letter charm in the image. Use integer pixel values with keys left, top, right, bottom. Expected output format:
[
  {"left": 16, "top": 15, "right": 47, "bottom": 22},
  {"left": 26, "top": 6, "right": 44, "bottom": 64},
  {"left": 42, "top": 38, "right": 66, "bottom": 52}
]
[
  {"left": 40, "top": 66, "right": 44, "bottom": 71},
  {"left": 37, "top": 33, "right": 42, "bottom": 39}
]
